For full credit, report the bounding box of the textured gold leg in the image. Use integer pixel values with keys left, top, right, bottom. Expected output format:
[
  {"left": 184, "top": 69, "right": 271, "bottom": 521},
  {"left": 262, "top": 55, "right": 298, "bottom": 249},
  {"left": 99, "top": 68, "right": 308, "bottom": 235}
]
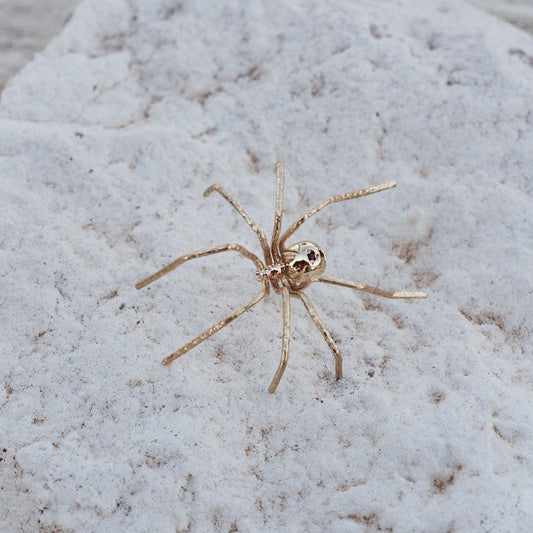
[
  {"left": 296, "top": 291, "right": 342, "bottom": 380},
  {"left": 204, "top": 183, "right": 272, "bottom": 264},
  {"left": 135, "top": 243, "right": 264, "bottom": 290},
  {"left": 271, "top": 161, "right": 285, "bottom": 263},
  {"left": 162, "top": 287, "right": 269, "bottom": 365},
  {"left": 268, "top": 286, "right": 291, "bottom": 393},
  {"left": 280, "top": 181, "right": 396, "bottom": 249},
  {"left": 314, "top": 276, "right": 427, "bottom": 299}
]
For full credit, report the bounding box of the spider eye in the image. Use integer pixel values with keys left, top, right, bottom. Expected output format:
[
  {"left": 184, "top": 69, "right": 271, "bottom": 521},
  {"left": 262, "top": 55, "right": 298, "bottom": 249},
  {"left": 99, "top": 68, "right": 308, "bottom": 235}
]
[{"left": 307, "top": 250, "right": 316, "bottom": 261}]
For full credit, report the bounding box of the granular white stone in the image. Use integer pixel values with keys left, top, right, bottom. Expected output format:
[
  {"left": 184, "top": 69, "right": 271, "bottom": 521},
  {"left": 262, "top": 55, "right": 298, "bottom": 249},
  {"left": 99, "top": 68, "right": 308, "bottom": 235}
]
[{"left": 0, "top": 0, "right": 532, "bottom": 531}]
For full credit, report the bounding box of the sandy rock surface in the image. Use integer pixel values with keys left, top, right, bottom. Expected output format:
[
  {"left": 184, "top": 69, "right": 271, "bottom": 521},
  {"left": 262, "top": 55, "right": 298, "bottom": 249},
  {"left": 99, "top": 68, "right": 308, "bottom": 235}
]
[{"left": 1, "top": 0, "right": 532, "bottom": 531}]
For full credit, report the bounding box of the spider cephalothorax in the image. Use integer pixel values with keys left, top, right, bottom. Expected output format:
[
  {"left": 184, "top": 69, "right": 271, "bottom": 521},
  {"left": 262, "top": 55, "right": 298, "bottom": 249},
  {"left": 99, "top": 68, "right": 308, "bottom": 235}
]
[{"left": 136, "top": 161, "right": 427, "bottom": 393}]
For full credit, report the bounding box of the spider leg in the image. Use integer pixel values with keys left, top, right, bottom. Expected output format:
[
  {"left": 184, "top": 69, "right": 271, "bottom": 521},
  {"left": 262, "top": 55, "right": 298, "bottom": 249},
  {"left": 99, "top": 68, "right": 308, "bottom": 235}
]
[
  {"left": 268, "top": 286, "right": 291, "bottom": 394},
  {"left": 162, "top": 286, "right": 269, "bottom": 365},
  {"left": 271, "top": 161, "right": 285, "bottom": 263},
  {"left": 279, "top": 181, "right": 396, "bottom": 249},
  {"left": 313, "top": 275, "right": 428, "bottom": 299},
  {"left": 203, "top": 183, "right": 272, "bottom": 265},
  {"left": 135, "top": 243, "right": 264, "bottom": 290},
  {"left": 295, "top": 291, "right": 343, "bottom": 380}
]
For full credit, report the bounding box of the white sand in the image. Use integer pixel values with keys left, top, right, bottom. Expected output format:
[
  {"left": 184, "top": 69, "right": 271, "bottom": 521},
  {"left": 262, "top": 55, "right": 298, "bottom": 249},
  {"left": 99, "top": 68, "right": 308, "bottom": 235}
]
[{"left": 1, "top": 0, "right": 532, "bottom": 531}]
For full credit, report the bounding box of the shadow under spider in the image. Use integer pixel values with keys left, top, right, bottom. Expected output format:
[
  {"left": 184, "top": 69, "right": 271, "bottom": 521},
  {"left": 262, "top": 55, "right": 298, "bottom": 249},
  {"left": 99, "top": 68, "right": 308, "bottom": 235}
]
[{"left": 136, "top": 161, "right": 427, "bottom": 393}]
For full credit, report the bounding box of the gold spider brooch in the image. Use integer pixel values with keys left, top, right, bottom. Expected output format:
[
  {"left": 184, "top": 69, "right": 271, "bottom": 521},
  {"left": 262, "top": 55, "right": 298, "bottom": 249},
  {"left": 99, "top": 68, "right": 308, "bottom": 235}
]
[{"left": 136, "top": 161, "right": 427, "bottom": 393}]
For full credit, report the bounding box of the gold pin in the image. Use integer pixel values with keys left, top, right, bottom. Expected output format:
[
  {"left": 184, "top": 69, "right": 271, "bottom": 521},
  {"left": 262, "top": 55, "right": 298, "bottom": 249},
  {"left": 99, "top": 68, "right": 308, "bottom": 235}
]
[{"left": 136, "top": 161, "right": 427, "bottom": 393}]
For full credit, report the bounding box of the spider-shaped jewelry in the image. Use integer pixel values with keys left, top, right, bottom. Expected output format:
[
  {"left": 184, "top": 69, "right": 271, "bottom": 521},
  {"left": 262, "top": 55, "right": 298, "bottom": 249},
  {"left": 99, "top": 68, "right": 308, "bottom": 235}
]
[{"left": 136, "top": 161, "right": 427, "bottom": 393}]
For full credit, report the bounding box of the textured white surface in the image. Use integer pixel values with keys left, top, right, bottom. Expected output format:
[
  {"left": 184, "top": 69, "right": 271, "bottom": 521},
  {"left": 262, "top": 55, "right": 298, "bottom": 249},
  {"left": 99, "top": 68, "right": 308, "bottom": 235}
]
[{"left": 1, "top": 0, "right": 532, "bottom": 531}]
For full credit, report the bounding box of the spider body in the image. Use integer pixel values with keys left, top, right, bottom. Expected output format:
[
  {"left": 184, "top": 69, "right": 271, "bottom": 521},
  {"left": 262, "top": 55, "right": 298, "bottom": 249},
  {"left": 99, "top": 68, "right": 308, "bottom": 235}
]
[
  {"left": 255, "top": 241, "right": 325, "bottom": 291},
  {"left": 136, "top": 161, "right": 427, "bottom": 393}
]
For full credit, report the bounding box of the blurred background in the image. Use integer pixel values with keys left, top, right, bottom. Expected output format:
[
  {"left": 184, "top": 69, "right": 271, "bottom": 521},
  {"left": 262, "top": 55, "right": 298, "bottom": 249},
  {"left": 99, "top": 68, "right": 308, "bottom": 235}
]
[
  {"left": 0, "top": 0, "right": 81, "bottom": 90},
  {"left": 1, "top": 0, "right": 532, "bottom": 91}
]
